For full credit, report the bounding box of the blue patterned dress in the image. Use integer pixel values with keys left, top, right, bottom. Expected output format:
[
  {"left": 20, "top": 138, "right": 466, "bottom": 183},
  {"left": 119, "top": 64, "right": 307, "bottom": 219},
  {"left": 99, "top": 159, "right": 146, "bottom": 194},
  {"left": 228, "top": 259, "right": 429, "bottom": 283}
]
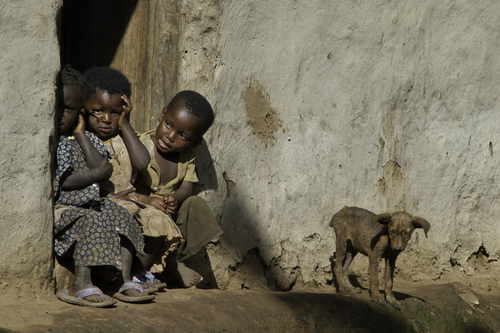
[{"left": 54, "top": 132, "right": 145, "bottom": 270}]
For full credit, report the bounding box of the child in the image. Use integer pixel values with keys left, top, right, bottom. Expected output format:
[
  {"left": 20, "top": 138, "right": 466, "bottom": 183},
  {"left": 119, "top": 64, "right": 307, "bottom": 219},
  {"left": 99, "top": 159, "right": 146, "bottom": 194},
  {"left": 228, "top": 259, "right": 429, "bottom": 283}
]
[
  {"left": 134, "top": 90, "right": 223, "bottom": 288},
  {"left": 54, "top": 65, "right": 154, "bottom": 306},
  {"left": 84, "top": 66, "right": 183, "bottom": 289}
]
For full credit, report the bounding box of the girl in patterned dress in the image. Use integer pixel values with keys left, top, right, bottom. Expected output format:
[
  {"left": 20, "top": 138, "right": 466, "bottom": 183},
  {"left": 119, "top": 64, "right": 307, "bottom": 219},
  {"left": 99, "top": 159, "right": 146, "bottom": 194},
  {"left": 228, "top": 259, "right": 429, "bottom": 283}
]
[
  {"left": 54, "top": 65, "right": 153, "bottom": 307},
  {"left": 83, "top": 66, "right": 183, "bottom": 290}
]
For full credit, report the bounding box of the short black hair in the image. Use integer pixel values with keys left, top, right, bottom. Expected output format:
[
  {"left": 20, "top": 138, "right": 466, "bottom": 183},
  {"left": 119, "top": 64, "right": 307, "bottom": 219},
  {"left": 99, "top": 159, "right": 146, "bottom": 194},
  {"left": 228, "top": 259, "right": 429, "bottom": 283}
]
[
  {"left": 60, "top": 64, "right": 85, "bottom": 107},
  {"left": 83, "top": 66, "right": 131, "bottom": 102},
  {"left": 167, "top": 90, "right": 215, "bottom": 136}
]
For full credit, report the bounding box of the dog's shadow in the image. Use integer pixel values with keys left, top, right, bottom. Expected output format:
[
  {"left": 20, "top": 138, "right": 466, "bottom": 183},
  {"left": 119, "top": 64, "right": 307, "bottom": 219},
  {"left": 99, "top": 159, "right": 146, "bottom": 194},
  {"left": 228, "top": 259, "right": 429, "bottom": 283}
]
[
  {"left": 392, "top": 291, "right": 425, "bottom": 303},
  {"left": 328, "top": 256, "right": 426, "bottom": 303}
]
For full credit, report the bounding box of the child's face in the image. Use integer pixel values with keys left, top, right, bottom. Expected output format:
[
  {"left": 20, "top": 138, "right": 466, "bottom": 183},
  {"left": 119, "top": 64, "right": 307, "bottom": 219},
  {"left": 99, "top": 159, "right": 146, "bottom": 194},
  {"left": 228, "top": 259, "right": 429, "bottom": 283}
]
[
  {"left": 155, "top": 99, "right": 203, "bottom": 155},
  {"left": 57, "top": 85, "right": 81, "bottom": 136},
  {"left": 86, "top": 88, "right": 123, "bottom": 141}
]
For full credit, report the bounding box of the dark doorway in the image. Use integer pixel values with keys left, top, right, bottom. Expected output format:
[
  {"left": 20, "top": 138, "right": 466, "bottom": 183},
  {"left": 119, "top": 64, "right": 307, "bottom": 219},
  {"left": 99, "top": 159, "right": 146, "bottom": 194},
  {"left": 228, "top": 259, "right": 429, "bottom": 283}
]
[
  {"left": 59, "top": 0, "right": 138, "bottom": 73},
  {"left": 58, "top": 0, "right": 180, "bottom": 132}
]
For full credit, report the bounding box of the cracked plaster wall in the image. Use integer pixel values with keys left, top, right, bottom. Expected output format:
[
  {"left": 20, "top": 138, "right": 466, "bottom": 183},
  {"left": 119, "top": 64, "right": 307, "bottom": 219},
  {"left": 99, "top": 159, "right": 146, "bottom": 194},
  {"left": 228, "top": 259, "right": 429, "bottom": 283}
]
[
  {"left": 0, "top": 0, "right": 61, "bottom": 298},
  {"left": 178, "top": 0, "right": 500, "bottom": 289}
]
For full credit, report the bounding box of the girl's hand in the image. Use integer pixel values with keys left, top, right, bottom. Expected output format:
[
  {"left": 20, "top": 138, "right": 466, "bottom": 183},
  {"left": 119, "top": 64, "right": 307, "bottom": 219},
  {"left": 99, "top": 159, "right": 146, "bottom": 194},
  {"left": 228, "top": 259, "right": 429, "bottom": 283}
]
[
  {"left": 164, "top": 195, "right": 178, "bottom": 214},
  {"left": 73, "top": 112, "right": 86, "bottom": 136},
  {"left": 108, "top": 188, "right": 147, "bottom": 208},
  {"left": 149, "top": 197, "right": 169, "bottom": 214},
  {"left": 97, "top": 156, "right": 113, "bottom": 180},
  {"left": 119, "top": 95, "right": 132, "bottom": 127}
]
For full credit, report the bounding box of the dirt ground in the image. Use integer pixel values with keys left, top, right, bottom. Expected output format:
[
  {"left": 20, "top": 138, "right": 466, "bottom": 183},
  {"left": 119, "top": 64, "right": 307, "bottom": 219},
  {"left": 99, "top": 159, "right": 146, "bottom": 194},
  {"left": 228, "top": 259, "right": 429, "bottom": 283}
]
[{"left": 1, "top": 266, "right": 500, "bottom": 333}]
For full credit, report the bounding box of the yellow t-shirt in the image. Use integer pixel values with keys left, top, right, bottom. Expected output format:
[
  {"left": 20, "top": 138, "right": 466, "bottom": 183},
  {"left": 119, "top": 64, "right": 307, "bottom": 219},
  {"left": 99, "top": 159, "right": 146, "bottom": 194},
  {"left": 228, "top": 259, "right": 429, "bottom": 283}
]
[{"left": 135, "top": 129, "right": 198, "bottom": 198}]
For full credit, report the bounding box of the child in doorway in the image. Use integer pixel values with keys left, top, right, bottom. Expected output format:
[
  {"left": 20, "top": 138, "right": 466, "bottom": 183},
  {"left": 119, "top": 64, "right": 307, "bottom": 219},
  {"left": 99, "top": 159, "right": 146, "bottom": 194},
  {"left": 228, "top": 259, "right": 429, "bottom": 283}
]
[
  {"left": 134, "top": 90, "right": 223, "bottom": 288},
  {"left": 83, "top": 66, "right": 183, "bottom": 290},
  {"left": 54, "top": 65, "right": 154, "bottom": 306}
]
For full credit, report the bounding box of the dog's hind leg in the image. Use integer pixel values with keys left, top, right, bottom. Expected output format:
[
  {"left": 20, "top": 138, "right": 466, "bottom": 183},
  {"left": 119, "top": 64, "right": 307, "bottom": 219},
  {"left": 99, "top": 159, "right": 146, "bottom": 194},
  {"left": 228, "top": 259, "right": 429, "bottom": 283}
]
[
  {"left": 335, "top": 237, "right": 360, "bottom": 292},
  {"left": 334, "top": 236, "right": 350, "bottom": 292},
  {"left": 384, "top": 257, "right": 401, "bottom": 309},
  {"left": 342, "top": 248, "right": 360, "bottom": 292}
]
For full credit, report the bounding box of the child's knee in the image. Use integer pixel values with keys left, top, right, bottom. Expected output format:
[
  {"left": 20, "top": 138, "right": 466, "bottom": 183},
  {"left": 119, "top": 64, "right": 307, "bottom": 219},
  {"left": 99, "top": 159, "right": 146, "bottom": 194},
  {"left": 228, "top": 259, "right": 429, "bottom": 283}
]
[
  {"left": 176, "top": 196, "right": 211, "bottom": 221},
  {"left": 184, "top": 195, "right": 206, "bottom": 206},
  {"left": 182, "top": 195, "right": 211, "bottom": 212}
]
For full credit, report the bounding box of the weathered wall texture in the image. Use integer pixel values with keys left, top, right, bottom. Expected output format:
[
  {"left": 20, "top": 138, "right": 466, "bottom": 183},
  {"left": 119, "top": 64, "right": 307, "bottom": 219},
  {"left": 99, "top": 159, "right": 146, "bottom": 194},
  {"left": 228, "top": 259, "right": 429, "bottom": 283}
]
[
  {"left": 0, "top": 0, "right": 61, "bottom": 298},
  {"left": 178, "top": 0, "right": 500, "bottom": 289}
]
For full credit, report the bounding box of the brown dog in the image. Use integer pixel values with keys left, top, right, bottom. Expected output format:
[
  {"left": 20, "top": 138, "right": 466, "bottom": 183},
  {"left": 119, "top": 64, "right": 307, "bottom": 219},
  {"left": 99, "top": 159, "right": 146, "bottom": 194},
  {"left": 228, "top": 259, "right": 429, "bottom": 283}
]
[{"left": 330, "top": 206, "right": 430, "bottom": 309}]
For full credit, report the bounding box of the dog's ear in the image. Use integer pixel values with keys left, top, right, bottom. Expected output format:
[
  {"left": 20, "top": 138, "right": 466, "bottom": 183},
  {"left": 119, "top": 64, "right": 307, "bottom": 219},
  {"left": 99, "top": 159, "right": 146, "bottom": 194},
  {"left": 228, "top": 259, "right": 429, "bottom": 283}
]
[
  {"left": 413, "top": 217, "right": 430, "bottom": 237},
  {"left": 374, "top": 213, "right": 392, "bottom": 225}
]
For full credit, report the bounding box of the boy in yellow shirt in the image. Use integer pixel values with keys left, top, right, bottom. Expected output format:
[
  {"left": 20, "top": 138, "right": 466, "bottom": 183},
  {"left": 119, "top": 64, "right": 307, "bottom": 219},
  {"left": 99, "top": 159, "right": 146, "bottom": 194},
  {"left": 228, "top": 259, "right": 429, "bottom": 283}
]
[{"left": 135, "top": 90, "right": 223, "bottom": 288}]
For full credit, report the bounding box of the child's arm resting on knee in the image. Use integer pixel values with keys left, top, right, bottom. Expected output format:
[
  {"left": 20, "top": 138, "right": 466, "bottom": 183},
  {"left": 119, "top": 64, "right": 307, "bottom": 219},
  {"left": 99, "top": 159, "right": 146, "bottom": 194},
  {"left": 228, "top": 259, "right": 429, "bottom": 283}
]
[
  {"left": 119, "top": 96, "right": 150, "bottom": 171},
  {"left": 60, "top": 157, "right": 112, "bottom": 190}
]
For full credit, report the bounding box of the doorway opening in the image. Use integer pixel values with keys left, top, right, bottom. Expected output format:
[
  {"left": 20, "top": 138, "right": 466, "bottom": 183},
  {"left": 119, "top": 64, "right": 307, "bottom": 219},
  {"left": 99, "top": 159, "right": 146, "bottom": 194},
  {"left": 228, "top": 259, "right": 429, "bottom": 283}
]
[{"left": 58, "top": 0, "right": 180, "bottom": 132}]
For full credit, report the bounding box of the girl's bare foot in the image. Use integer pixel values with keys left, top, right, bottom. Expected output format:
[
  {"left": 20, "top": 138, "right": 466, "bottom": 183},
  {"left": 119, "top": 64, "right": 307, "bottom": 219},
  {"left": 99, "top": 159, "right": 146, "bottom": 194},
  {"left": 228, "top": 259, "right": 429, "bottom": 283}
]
[
  {"left": 121, "top": 286, "right": 145, "bottom": 297},
  {"left": 68, "top": 285, "right": 114, "bottom": 303},
  {"left": 112, "top": 282, "right": 156, "bottom": 303},
  {"left": 69, "top": 266, "right": 113, "bottom": 303},
  {"left": 165, "top": 255, "right": 203, "bottom": 288}
]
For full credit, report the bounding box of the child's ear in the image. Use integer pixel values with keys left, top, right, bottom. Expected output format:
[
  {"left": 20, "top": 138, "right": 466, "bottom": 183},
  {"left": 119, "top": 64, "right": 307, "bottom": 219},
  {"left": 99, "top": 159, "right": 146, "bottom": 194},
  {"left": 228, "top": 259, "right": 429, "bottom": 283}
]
[{"left": 158, "top": 106, "right": 167, "bottom": 123}]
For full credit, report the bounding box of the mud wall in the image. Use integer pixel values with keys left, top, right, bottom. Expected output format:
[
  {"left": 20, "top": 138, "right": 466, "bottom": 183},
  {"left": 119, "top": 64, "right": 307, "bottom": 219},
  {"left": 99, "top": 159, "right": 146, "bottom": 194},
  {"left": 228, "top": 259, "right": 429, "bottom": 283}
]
[
  {"left": 0, "top": 0, "right": 61, "bottom": 298},
  {"left": 3, "top": 0, "right": 500, "bottom": 298},
  {"left": 178, "top": 0, "right": 500, "bottom": 289}
]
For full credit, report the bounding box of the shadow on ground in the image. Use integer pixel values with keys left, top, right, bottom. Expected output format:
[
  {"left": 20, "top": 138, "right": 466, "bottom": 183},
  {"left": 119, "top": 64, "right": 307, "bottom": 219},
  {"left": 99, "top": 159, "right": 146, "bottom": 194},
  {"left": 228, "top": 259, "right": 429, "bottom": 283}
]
[{"left": 1, "top": 282, "right": 500, "bottom": 332}]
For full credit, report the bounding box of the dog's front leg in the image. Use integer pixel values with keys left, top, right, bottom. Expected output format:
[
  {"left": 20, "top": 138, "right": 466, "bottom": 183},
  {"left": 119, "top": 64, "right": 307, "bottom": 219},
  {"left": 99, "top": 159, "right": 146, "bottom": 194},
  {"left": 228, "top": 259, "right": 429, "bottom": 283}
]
[
  {"left": 368, "top": 253, "right": 383, "bottom": 305},
  {"left": 384, "top": 256, "right": 401, "bottom": 310}
]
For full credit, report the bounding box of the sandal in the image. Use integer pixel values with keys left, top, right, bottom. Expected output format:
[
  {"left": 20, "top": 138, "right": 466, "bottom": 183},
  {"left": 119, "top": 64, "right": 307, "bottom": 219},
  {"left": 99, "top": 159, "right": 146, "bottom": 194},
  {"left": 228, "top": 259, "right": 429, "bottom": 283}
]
[
  {"left": 112, "top": 282, "right": 155, "bottom": 303},
  {"left": 133, "top": 271, "right": 166, "bottom": 291},
  {"left": 57, "top": 287, "right": 116, "bottom": 308}
]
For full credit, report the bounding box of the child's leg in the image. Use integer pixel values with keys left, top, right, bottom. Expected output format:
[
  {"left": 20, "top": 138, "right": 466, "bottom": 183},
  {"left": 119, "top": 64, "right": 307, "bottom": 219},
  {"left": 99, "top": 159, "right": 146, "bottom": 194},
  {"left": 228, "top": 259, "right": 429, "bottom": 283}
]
[
  {"left": 175, "top": 196, "right": 222, "bottom": 261},
  {"left": 164, "top": 252, "right": 203, "bottom": 288},
  {"left": 119, "top": 236, "right": 147, "bottom": 297},
  {"left": 108, "top": 236, "right": 155, "bottom": 303},
  {"left": 96, "top": 200, "right": 153, "bottom": 299},
  {"left": 133, "top": 236, "right": 167, "bottom": 288},
  {"left": 136, "top": 236, "right": 164, "bottom": 269},
  {"left": 163, "top": 196, "right": 222, "bottom": 288},
  {"left": 69, "top": 266, "right": 112, "bottom": 302}
]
